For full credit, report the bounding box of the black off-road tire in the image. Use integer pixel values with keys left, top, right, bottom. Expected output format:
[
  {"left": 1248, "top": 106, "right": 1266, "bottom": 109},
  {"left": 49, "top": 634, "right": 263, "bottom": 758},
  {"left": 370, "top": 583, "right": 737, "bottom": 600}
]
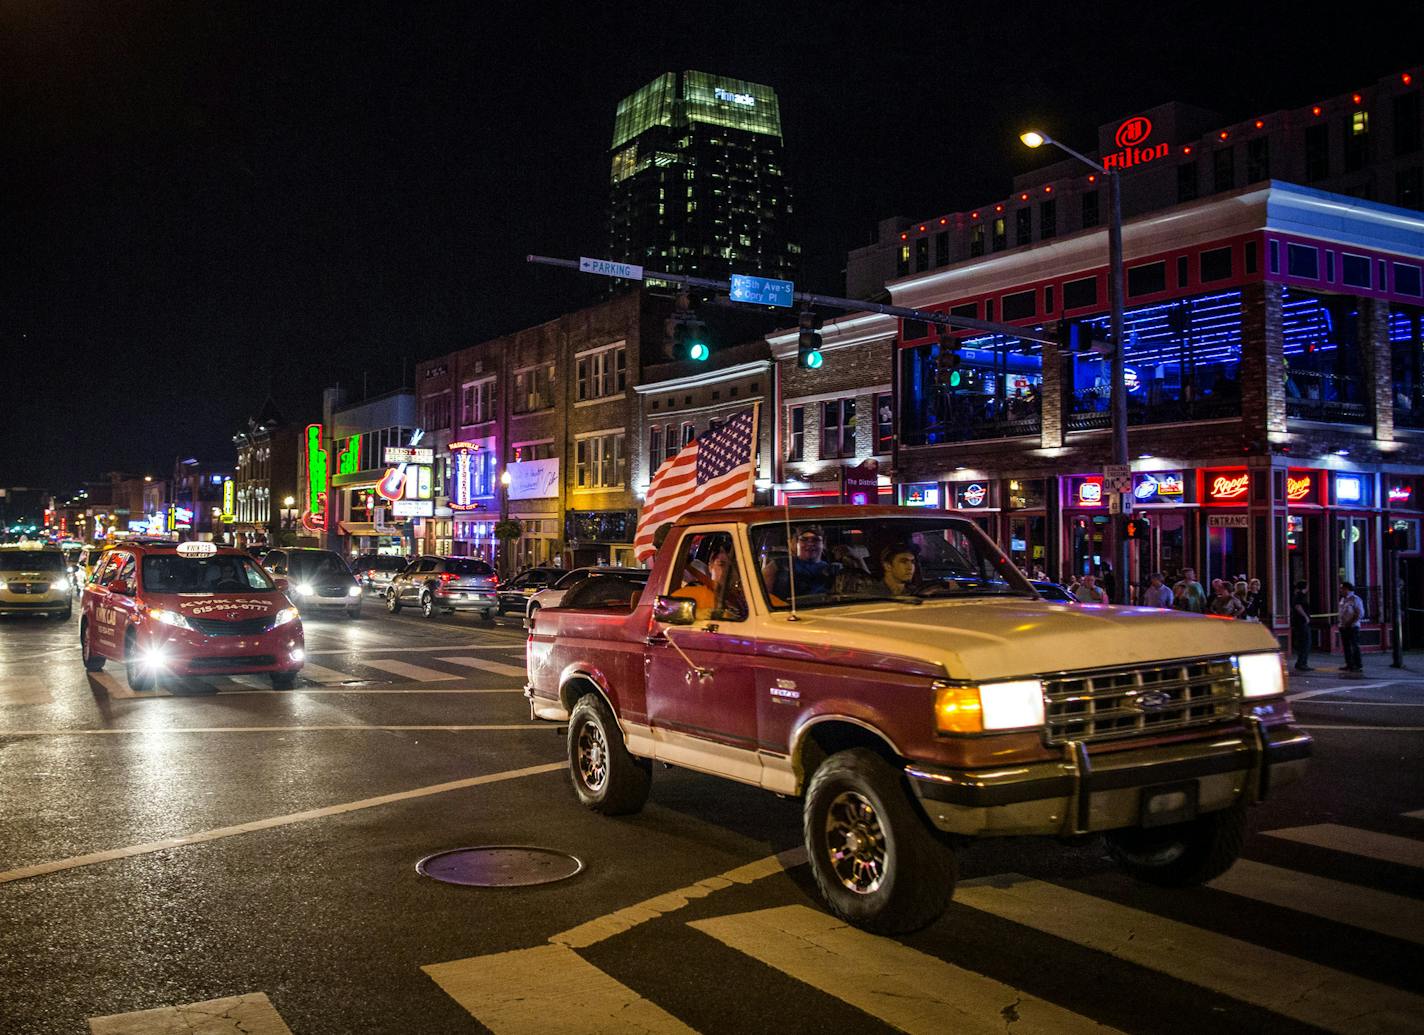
[
  {"left": 80, "top": 619, "right": 105, "bottom": 672},
  {"left": 386, "top": 591, "right": 401, "bottom": 614},
  {"left": 270, "top": 671, "right": 298, "bottom": 691},
  {"left": 567, "top": 693, "right": 651, "bottom": 815},
  {"left": 124, "top": 633, "right": 156, "bottom": 693},
  {"left": 803, "top": 748, "right": 957, "bottom": 935},
  {"left": 1106, "top": 798, "right": 1248, "bottom": 887}
]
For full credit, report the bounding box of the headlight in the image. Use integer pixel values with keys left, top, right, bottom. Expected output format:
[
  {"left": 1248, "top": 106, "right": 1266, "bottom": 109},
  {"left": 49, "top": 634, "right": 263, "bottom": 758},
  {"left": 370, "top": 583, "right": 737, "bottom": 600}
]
[
  {"left": 293, "top": 583, "right": 313, "bottom": 596},
  {"left": 273, "top": 607, "right": 300, "bottom": 627},
  {"left": 1238, "top": 652, "right": 1285, "bottom": 699},
  {"left": 935, "top": 679, "right": 1045, "bottom": 733},
  {"left": 0, "top": 581, "right": 7, "bottom": 591},
  {"left": 147, "top": 608, "right": 193, "bottom": 630},
  {"left": 49, "top": 582, "right": 69, "bottom": 593},
  {"left": 141, "top": 645, "right": 169, "bottom": 669},
  {"left": 348, "top": 586, "right": 362, "bottom": 597}
]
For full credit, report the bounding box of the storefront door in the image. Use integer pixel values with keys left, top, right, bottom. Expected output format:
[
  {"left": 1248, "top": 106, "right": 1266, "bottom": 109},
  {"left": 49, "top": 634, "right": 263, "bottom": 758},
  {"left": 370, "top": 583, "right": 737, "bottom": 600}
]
[
  {"left": 1154, "top": 513, "right": 1187, "bottom": 578},
  {"left": 1205, "top": 520, "right": 1248, "bottom": 586},
  {"left": 1068, "top": 514, "right": 1108, "bottom": 580},
  {"left": 1009, "top": 515, "right": 1046, "bottom": 576}
]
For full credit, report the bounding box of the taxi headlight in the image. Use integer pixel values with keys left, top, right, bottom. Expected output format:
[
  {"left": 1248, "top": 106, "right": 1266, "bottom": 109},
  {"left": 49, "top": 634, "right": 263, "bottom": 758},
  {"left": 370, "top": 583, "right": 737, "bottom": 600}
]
[
  {"left": 147, "top": 607, "right": 193, "bottom": 630},
  {"left": 935, "top": 679, "right": 1045, "bottom": 734},
  {"left": 273, "top": 607, "right": 300, "bottom": 627},
  {"left": 1237, "top": 652, "right": 1285, "bottom": 699},
  {"left": 348, "top": 586, "right": 362, "bottom": 597}
]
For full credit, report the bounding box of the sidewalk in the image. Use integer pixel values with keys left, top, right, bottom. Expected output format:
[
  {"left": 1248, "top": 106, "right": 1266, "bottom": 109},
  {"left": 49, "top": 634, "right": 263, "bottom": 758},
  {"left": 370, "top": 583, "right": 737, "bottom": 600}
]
[{"left": 1287, "top": 648, "right": 1423, "bottom": 683}]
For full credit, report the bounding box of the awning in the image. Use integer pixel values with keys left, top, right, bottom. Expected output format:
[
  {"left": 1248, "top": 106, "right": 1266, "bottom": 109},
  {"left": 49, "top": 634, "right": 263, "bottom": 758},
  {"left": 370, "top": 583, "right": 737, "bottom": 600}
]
[{"left": 339, "top": 521, "right": 404, "bottom": 537}]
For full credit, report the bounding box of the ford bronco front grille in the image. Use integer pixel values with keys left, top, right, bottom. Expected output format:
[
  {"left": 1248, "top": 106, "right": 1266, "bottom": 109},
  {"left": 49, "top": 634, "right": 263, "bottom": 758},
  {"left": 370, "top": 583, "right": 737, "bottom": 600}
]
[{"left": 1043, "top": 656, "right": 1242, "bottom": 745}]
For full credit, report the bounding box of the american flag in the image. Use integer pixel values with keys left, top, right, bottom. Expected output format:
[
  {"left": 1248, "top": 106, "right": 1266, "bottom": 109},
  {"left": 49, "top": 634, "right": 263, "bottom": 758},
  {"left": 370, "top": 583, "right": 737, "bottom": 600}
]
[{"left": 633, "top": 406, "right": 758, "bottom": 563}]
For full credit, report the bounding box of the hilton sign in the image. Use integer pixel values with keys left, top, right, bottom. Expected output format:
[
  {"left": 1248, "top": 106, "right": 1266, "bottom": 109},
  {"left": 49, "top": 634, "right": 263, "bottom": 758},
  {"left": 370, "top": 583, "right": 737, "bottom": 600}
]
[{"left": 1102, "top": 116, "right": 1169, "bottom": 171}]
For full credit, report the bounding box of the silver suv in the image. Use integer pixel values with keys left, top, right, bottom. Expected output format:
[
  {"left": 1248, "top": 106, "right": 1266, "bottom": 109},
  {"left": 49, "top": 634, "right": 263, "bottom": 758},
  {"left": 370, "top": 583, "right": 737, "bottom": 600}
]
[{"left": 385, "top": 556, "right": 498, "bottom": 619}]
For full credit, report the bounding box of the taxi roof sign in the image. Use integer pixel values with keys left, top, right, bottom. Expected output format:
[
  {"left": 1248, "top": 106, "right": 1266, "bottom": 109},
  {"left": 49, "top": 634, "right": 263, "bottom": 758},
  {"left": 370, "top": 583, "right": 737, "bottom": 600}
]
[{"left": 177, "top": 541, "right": 218, "bottom": 558}]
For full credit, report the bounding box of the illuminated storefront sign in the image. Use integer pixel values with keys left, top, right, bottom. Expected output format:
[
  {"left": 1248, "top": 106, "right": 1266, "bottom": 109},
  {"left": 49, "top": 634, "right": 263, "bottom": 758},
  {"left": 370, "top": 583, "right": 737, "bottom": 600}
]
[
  {"left": 1132, "top": 471, "right": 1184, "bottom": 502},
  {"left": 900, "top": 483, "right": 940, "bottom": 508},
  {"left": 1103, "top": 115, "right": 1169, "bottom": 171},
  {"left": 1387, "top": 481, "right": 1416, "bottom": 507},
  {"left": 954, "top": 482, "right": 989, "bottom": 509},
  {"left": 1334, "top": 473, "right": 1365, "bottom": 506},
  {"left": 1071, "top": 476, "right": 1105, "bottom": 507},
  {"left": 221, "top": 479, "right": 235, "bottom": 522},
  {"left": 450, "top": 441, "right": 481, "bottom": 512},
  {"left": 383, "top": 446, "right": 434, "bottom": 465},
  {"left": 1203, "top": 469, "right": 1250, "bottom": 504},
  {"left": 337, "top": 435, "right": 361, "bottom": 476},
  {"left": 507, "top": 458, "right": 560, "bottom": 501},
  {"left": 302, "top": 423, "right": 329, "bottom": 531},
  {"left": 1286, "top": 469, "right": 1324, "bottom": 506}
]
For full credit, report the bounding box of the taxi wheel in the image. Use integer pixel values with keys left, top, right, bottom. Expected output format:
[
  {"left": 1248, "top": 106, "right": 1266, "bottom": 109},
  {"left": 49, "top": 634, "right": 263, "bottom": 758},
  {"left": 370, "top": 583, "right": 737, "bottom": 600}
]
[
  {"left": 386, "top": 590, "right": 401, "bottom": 614},
  {"left": 124, "top": 634, "right": 156, "bottom": 693},
  {"left": 80, "top": 619, "right": 105, "bottom": 672},
  {"left": 420, "top": 592, "right": 436, "bottom": 619}
]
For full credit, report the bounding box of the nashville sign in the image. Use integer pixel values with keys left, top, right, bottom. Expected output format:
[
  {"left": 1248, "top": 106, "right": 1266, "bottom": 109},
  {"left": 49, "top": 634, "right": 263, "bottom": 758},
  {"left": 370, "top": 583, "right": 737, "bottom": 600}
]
[{"left": 1102, "top": 116, "right": 1169, "bottom": 171}]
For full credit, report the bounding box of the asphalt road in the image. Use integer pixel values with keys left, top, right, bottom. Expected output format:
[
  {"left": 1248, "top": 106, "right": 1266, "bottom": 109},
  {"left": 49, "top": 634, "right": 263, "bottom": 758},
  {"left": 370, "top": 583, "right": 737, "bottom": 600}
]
[{"left": 0, "top": 602, "right": 1420, "bottom": 1034}]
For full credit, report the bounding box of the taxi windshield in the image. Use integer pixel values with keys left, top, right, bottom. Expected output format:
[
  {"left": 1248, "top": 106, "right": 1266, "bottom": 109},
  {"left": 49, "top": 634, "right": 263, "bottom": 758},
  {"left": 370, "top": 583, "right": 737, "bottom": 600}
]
[
  {"left": 750, "top": 516, "right": 1034, "bottom": 610},
  {"left": 0, "top": 552, "right": 66, "bottom": 572},
  {"left": 141, "top": 554, "right": 276, "bottom": 593}
]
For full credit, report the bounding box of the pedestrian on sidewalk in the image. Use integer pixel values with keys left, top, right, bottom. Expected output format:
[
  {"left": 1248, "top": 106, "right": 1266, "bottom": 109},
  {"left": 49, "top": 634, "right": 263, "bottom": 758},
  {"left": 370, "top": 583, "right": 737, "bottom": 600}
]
[
  {"left": 1173, "top": 567, "right": 1206, "bottom": 613},
  {"left": 1291, "top": 580, "right": 1313, "bottom": 671},
  {"left": 1338, "top": 581, "right": 1366, "bottom": 673},
  {"left": 1242, "top": 577, "right": 1267, "bottom": 623},
  {"left": 1072, "top": 572, "right": 1108, "bottom": 604},
  {"left": 1142, "top": 572, "right": 1174, "bottom": 609},
  {"left": 1208, "top": 581, "right": 1245, "bottom": 618}
]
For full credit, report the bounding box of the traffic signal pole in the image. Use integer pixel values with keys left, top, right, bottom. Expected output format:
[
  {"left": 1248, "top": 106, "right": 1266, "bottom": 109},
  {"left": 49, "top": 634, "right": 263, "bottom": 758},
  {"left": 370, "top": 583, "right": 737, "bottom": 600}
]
[{"left": 1108, "top": 170, "right": 1131, "bottom": 605}]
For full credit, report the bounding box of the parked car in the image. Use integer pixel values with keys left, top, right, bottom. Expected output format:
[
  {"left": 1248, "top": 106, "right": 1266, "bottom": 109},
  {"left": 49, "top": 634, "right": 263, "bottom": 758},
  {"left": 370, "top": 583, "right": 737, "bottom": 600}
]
[
  {"left": 495, "top": 566, "right": 564, "bottom": 617},
  {"left": 524, "top": 566, "right": 646, "bottom": 627},
  {"left": 386, "top": 556, "right": 498, "bottom": 619},
  {"left": 527, "top": 506, "right": 1309, "bottom": 935},
  {"left": 352, "top": 553, "right": 409, "bottom": 597},
  {"left": 263, "top": 547, "right": 363, "bottom": 618},
  {"left": 80, "top": 540, "right": 304, "bottom": 690}
]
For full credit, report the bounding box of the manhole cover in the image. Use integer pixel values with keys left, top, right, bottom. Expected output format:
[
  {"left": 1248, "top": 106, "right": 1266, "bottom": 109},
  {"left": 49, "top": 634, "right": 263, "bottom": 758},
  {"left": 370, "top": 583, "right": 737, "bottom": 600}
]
[{"left": 416, "top": 846, "right": 584, "bottom": 887}]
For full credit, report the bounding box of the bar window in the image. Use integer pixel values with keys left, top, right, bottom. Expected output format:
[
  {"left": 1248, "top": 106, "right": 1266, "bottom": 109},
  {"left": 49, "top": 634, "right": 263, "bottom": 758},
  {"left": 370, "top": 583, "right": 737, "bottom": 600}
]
[
  {"left": 875, "top": 393, "right": 893, "bottom": 453},
  {"left": 788, "top": 406, "right": 805, "bottom": 461},
  {"left": 820, "top": 399, "right": 856, "bottom": 458}
]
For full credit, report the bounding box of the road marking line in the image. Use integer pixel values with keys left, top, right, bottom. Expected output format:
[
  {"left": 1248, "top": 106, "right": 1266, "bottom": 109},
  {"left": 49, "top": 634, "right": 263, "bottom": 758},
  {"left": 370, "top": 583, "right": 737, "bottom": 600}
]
[
  {"left": 1294, "top": 701, "right": 1424, "bottom": 708},
  {"left": 1297, "top": 725, "right": 1424, "bottom": 732},
  {"left": 955, "top": 874, "right": 1424, "bottom": 1034},
  {"left": 438, "top": 655, "right": 527, "bottom": 678},
  {"left": 1208, "top": 859, "right": 1424, "bottom": 945},
  {"left": 0, "top": 761, "right": 563, "bottom": 886},
  {"left": 550, "top": 847, "right": 807, "bottom": 949},
  {"left": 691, "top": 904, "right": 1118, "bottom": 1034},
  {"left": 1290, "top": 682, "right": 1392, "bottom": 699},
  {"left": 128, "top": 686, "right": 526, "bottom": 698},
  {"left": 1264, "top": 824, "right": 1424, "bottom": 868},
  {"left": 1405, "top": 809, "right": 1424, "bottom": 820},
  {"left": 425, "top": 943, "right": 696, "bottom": 1035},
  {"left": 0, "top": 685, "right": 55, "bottom": 706},
  {"left": 89, "top": 990, "right": 293, "bottom": 1034},
  {"left": 298, "top": 661, "right": 358, "bottom": 683},
  {"left": 360, "top": 658, "right": 460, "bottom": 682},
  {"left": 306, "top": 643, "right": 525, "bottom": 655},
  {"left": 1, "top": 724, "right": 546, "bottom": 736}
]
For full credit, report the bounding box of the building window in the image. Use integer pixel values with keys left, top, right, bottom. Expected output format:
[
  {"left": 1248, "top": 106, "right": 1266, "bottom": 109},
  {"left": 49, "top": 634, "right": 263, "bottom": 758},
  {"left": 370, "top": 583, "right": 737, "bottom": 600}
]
[
  {"left": 896, "top": 244, "right": 910, "bottom": 276},
  {"left": 1212, "top": 147, "right": 1234, "bottom": 193},
  {"left": 1345, "top": 111, "right": 1370, "bottom": 172},
  {"left": 1246, "top": 137, "right": 1270, "bottom": 182},
  {"left": 575, "top": 432, "right": 625, "bottom": 489},
  {"left": 1177, "top": 161, "right": 1198, "bottom": 203},
  {"left": 576, "top": 345, "right": 627, "bottom": 402},
  {"left": 649, "top": 424, "right": 663, "bottom": 468},
  {"left": 1001, "top": 289, "right": 1036, "bottom": 321},
  {"left": 1127, "top": 261, "right": 1167, "bottom": 297},
  {"left": 1062, "top": 276, "right": 1098, "bottom": 311},
  {"left": 1200, "top": 246, "right": 1233, "bottom": 283},
  {"left": 915, "top": 236, "right": 929, "bottom": 272},
  {"left": 1305, "top": 122, "right": 1330, "bottom": 182},
  {"left": 820, "top": 399, "right": 856, "bottom": 458},
  {"left": 934, "top": 230, "right": 950, "bottom": 267},
  {"left": 1039, "top": 198, "right": 1056, "bottom": 240},
  {"left": 1081, "top": 190, "right": 1099, "bottom": 228},
  {"left": 970, "top": 224, "right": 986, "bottom": 257},
  {"left": 513, "top": 363, "right": 556, "bottom": 413},
  {"left": 422, "top": 392, "right": 451, "bottom": 431},
  {"left": 1015, "top": 207, "right": 1032, "bottom": 246},
  {"left": 681, "top": 421, "right": 695, "bottom": 446},
  {"left": 510, "top": 441, "right": 553, "bottom": 462},
  {"left": 1287, "top": 243, "right": 1319, "bottom": 279},
  {"left": 461, "top": 377, "right": 496, "bottom": 425},
  {"left": 1394, "top": 91, "right": 1421, "bottom": 155},
  {"left": 992, "top": 217, "right": 1006, "bottom": 251},
  {"left": 875, "top": 394, "right": 893, "bottom": 453}
]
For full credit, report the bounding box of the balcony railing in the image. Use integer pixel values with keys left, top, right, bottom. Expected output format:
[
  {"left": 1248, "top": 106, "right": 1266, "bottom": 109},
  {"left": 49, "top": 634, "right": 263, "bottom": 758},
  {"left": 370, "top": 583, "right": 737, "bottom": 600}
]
[
  {"left": 1285, "top": 371, "right": 1368, "bottom": 424},
  {"left": 1066, "top": 394, "right": 1240, "bottom": 432}
]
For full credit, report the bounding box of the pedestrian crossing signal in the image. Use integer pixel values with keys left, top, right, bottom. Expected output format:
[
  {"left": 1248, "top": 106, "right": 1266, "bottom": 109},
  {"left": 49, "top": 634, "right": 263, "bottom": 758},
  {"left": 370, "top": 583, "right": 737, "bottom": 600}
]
[{"left": 1124, "top": 516, "right": 1150, "bottom": 540}]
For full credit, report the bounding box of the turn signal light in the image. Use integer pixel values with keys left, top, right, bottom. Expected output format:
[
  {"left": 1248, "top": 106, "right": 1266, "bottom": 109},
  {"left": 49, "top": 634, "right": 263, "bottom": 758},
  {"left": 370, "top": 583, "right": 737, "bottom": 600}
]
[{"left": 934, "top": 685, "right": 983, "bottom": 733}]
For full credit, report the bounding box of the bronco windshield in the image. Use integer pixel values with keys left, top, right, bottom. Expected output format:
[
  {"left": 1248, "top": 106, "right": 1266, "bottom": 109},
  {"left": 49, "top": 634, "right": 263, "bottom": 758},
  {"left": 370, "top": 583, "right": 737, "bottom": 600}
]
[
  {"left": 142, "top": 554, "right": 277, "bottom": 593},
  {"left": 750, "top": 516, "right": 1033, "bottom": 610}
]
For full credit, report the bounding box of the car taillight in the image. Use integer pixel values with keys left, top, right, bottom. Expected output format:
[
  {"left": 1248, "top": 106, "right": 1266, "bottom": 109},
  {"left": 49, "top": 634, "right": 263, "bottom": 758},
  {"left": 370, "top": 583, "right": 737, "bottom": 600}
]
[{"left": 438, "top": 572, "right": 458, "bottom": 583}]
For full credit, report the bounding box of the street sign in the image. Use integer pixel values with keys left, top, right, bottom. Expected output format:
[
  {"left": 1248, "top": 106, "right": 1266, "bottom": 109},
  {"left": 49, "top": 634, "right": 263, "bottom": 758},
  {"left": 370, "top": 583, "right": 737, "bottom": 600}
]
[
  {"left": 1103, "top": 464, "right": 1133, "bottom": 494},
  {"left": 384, "top": 446, "right": 434, "bottom": 465},
  {"left": 391, "top": 500, "right": 433, "bottom": 518},
  {"left": 579, "top": 256, "right": 644, "bottom": 281},
  {"left": 729, "top": 273, "right": 795, "bottom": 308}
]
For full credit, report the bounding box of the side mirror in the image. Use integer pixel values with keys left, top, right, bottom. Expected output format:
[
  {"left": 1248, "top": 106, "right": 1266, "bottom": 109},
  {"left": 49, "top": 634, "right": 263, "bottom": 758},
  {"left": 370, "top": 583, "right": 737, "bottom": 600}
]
[
  {"left": 109, "top": 579, "right": 133, "bottom": 596},
  {"left": 273, "top": 576, "right": 289, "bottom": 591},
  {"left": 653, "top": 595, "right": 697, "bottom": 626}
]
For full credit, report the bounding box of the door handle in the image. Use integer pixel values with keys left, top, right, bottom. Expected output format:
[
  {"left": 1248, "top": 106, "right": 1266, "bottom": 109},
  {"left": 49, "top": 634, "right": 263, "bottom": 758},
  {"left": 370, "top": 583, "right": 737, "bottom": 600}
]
[{"left": 645, "top": 633, "right": 668, "bottom": 646}]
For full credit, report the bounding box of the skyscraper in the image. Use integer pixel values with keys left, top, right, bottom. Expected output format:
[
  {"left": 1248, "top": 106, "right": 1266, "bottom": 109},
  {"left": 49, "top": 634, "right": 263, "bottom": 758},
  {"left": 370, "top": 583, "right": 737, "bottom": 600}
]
[{"left": 608, "top": 71, "right": 798, "bottom": 286}]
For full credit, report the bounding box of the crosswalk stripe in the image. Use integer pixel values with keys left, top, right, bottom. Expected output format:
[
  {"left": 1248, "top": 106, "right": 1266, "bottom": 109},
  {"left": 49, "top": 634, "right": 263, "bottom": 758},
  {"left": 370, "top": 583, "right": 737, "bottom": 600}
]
[
  {"left": 424, "top": 943, "right": 696, "bottom": 1034},
  {"left": 1403, "top": 809, "right": 1424, "bottom": 820},
  {"left": 437, "top": 655, "right": 527, "bottom": 678},
  {"left": 1265, "top": 824, "right": 1424, "bottom": 868},
  {"left": 359, "top": 658, "right": 459, "bottom": 683},
  {"left": 690, "top": 905, "right": 1119, "bottom": 1034},
  {"left": 298, "top": 661, "right": 358, "bottom": 684},
  {"left": 89, "top": 990, "right": 292, "bottom": 1034},
  {"left": 955, "top": 873, "right": 1424, "bottom": 1034},
  {"left": 1209, "top": 859, "right": 1424, "bottom": 945},
  {"left": 0, "top": 684, "right": 55, "bottom": 705}
]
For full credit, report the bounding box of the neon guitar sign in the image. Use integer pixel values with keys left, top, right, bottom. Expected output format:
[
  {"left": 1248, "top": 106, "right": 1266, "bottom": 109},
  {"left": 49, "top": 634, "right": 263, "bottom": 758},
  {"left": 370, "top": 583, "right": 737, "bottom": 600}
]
[{"left": 376, "top": 429, "right": 425, "bottom": 502}]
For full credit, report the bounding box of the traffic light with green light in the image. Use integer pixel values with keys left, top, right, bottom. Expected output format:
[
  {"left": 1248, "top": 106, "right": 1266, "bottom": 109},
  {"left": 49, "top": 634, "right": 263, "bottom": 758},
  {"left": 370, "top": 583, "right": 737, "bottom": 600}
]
[{"left": 797, "top": 309, "right": 823, "bottom": 369}]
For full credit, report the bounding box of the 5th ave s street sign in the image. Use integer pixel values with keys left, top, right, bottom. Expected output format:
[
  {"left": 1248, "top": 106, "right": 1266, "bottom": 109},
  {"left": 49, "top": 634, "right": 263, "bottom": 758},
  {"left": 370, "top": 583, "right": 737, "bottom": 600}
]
[{"left": 729, "top": 273, "right": 794, "bottom": 308}]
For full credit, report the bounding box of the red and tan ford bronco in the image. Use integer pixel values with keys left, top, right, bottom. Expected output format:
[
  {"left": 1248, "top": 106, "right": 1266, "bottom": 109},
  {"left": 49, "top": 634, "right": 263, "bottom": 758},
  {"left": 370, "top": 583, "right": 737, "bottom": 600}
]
[{"left": 526, "top": 506, "right": 1310, "bottom": 933}]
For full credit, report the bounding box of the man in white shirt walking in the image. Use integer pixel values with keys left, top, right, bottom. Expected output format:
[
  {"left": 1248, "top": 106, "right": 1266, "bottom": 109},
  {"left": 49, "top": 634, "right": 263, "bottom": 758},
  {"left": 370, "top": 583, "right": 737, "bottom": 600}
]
[{"left": 1337, "top": 581, "right": 1366, "bottom": 673}]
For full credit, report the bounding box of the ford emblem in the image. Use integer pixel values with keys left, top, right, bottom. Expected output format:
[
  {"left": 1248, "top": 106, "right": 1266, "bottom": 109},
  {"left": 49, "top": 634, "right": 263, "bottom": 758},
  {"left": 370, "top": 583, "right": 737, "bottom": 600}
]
[{"left": 1133, "top": 690, "right": 1171, "bottom": 711}]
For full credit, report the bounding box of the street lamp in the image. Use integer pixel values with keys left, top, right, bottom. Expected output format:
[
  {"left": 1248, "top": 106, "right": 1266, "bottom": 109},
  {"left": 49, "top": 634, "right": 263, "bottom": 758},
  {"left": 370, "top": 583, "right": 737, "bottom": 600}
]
[
  {"left": 499, "top": 469, "right": 512, "bottom": 576},
  {"left": 1022, "top": 128, "right": 1129, "bottom": 603},
  {"left": 281, "top": 496, "right": 297, "bottom": 531}
]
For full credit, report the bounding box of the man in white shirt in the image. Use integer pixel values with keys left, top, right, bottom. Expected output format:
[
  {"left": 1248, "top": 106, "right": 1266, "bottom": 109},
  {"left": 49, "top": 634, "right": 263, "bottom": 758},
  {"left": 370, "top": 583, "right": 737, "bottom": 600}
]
[
  {"left": 1141, "top": 572, "right": 1174, "bottom": 609},
  {"left": 1338, "top": 581, "right": 1366, "bottom": 672}
]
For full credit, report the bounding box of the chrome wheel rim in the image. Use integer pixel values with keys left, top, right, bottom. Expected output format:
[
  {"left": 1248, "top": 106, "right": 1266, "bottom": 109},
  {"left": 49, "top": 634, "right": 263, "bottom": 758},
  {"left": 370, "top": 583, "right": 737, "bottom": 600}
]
[
  {"left": 421, "top": 595, "right": 432, "bottom": 616},
  {"left": 576, "top": 720, "right": 608, "bottom": 792},
  {"left": 825, "top": 791, "right": 886, "bottom": 895}
]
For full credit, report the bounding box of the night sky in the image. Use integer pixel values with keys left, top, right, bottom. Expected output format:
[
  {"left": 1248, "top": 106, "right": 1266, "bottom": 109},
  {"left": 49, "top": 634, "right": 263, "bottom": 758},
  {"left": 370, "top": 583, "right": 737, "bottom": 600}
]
[{"left": 3, "top": 1, "right": 1419, "bottom": 491}]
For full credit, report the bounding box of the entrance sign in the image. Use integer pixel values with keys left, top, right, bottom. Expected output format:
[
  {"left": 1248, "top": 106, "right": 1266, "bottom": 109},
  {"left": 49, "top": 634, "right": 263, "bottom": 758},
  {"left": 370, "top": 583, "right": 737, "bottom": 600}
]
[
  {"left": 579, "top": 256, "right": 644, "bottom": 281},
  {"left": 1209, "top": 514, "right": 1250, "bottom": 528},
  {"left": 729, "top": 273, "right": 795, "bottom": 308}
]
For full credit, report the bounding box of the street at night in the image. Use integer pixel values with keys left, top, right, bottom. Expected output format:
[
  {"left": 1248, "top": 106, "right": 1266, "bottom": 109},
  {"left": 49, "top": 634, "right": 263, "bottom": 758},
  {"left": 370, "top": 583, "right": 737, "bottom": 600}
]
[{"left": 1, "top": 605, "right": 1420, "bottom": 1033}]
